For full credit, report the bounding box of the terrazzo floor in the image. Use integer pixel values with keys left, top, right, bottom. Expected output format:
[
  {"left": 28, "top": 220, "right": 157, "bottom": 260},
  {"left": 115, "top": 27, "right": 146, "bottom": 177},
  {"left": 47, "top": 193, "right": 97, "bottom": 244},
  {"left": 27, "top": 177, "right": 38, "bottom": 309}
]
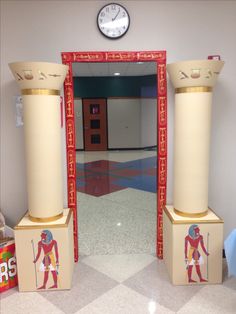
[
  {"left": 76, "top": 150, "right": 157, "bottom": 255},
  {"left": 1, "top": 150, "right": 236, "bottom": 313}
]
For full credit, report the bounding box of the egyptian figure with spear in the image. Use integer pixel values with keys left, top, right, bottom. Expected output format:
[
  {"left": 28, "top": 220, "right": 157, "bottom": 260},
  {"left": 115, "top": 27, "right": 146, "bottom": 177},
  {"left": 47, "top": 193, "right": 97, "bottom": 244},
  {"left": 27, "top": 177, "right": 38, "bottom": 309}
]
[
  {"left": 32, "top": 230, "right": 59, "bottom": 290},
  {"left": 185, "top": 224, "right": 210, "bottom": 283}
]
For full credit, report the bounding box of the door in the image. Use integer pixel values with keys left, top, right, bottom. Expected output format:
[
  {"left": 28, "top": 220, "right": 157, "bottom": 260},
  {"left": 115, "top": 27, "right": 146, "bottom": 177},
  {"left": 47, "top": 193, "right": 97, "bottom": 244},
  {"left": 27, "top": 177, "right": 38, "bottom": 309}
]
[{"left": 83, "top": 98, "right": 108, "bottom": 151}]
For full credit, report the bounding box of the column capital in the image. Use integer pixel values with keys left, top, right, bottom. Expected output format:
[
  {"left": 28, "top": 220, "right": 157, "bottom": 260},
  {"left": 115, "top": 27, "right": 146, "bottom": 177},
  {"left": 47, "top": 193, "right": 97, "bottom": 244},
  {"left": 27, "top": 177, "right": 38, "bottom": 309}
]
[
  {"left": 167, "top": 59, "right": 224, "bottom": 89},
  {"left": 9, "top": 61, "right": 68, "bottom": 92}
]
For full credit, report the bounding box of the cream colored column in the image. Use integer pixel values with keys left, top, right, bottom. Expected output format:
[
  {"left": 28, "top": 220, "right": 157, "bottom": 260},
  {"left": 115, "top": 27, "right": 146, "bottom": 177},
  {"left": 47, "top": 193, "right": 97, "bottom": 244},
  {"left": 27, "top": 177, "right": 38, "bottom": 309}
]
[
  {"left": 9, "top": 62, "right": 68, "bottom": 222},
  {"left": 167, "top": 60, "right": 224, "bottom": 217}
]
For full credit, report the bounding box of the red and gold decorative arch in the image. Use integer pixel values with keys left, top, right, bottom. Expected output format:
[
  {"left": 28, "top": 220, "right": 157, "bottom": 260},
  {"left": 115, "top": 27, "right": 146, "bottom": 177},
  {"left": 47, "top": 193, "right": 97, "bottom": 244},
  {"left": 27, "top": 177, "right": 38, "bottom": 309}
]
[{"left": 61, "top": 51, "right": 167, "bottom": 261}]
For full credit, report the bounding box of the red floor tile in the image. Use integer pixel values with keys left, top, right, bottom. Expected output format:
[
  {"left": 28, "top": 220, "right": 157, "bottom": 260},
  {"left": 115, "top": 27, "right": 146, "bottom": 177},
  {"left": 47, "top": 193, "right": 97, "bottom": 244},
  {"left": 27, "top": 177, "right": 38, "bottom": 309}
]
[
  {"left": 78, "top": 182, "right": 126, "bottom": 197},
  {"left": 143, "top": 168, "right": 157, "bottom": 176}
]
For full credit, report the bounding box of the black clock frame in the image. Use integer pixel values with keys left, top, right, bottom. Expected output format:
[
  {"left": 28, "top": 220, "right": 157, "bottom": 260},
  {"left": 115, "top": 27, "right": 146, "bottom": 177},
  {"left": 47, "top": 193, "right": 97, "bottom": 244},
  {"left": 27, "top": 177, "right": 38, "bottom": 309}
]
[{"left": 97, "top": 3, "right": 130, "bottom": 40}]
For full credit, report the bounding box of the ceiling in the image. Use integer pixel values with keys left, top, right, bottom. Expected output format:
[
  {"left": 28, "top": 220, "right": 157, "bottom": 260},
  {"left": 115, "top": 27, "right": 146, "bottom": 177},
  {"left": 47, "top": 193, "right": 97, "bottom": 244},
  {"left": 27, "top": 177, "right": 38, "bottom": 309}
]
[{"left": 72, "top": 62, "right": 157, "bottom": 77}]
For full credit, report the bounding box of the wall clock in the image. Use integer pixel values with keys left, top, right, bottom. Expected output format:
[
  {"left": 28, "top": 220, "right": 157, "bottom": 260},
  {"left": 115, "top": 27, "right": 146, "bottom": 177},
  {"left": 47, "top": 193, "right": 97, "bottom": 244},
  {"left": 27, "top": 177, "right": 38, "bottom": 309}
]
[{"left": 97, "top": 3, "right": 130, "bottom": 39}]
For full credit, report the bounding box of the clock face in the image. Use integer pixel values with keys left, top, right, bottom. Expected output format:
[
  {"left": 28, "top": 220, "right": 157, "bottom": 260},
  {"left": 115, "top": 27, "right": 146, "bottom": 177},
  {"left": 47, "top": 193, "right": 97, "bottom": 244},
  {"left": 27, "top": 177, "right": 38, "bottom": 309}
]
[{"left": 97, "top": 3, "right": 130, "bottom": 39}]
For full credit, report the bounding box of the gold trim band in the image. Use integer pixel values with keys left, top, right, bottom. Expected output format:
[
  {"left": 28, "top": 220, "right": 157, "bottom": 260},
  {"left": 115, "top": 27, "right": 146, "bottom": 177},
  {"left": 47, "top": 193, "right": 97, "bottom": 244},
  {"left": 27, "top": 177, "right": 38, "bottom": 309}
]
[
  {"left": 21, "top": 89, "right": 60, "bottom": 96},
  {"left": 14, "top": 209, "right": 72, "bottom": 230},
  {"left": 164, "top": 206, "right": 224, "bottom": 224},
  {"left": 174, "top": 208, "right": 208, "bottom": 218},
  {"left": 28, "top": 212, "right": 63, "bottom": 223},
  {"left": 65, "top": 209, "right": 73, "bottom": 226},
  {"left": 175, "top": 86, "right": 212, "bottom": 94},
  {"left": 15, "top": 223, "right": 67, "bottom": 230}
]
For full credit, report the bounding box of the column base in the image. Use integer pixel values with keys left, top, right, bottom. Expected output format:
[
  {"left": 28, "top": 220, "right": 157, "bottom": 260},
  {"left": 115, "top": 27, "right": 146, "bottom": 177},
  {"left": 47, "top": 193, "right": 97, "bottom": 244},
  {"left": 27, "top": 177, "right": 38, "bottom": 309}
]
[
  {"left": 173, "top": 208, "right": 208, "bottom": 218},
  {"left": 163, "top": 205, "right": 223, "bottom": 285},
  {"left": 14, "top": 208, "right": 74, "bottom": 292},
  {"left": 28, "top": 212, "right": 63, "bottom": 223}
]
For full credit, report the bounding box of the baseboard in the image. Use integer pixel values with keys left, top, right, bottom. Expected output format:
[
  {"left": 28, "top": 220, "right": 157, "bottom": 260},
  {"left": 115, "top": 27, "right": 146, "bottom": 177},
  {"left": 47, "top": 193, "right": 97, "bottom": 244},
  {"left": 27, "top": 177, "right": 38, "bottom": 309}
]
[
  {"left": 108, "top": 145, "right": 157, "bottom": 151},
  {"left": 76, "top": 146, "right": 157, "bottom": 151}
]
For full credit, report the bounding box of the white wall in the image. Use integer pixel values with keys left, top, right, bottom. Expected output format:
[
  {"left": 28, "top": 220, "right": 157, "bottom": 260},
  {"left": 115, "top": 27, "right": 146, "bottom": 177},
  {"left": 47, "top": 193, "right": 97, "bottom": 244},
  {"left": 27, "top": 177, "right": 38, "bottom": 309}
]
[
  {"left": 74, "top": 99, "right": 84, "bottom": 150},
  {"left": 140, "top": 98, "right": 157, "bottom": 147},
  {"left": 108, "top": 98, "right": 141, "bottom": 148},
  {"left": 1, "top": 1, "right": 236, "bottom": 239}
]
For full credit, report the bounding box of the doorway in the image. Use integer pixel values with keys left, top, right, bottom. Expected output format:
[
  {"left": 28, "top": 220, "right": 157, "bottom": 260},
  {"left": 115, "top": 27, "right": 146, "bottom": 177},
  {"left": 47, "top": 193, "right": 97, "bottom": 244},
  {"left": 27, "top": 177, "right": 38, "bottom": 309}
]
[
  {"left": 83, "top": 98, "right": 107, "bottom": 151},
  {"left": 62, "top": 51, "right": 167, "bottom": 261}
]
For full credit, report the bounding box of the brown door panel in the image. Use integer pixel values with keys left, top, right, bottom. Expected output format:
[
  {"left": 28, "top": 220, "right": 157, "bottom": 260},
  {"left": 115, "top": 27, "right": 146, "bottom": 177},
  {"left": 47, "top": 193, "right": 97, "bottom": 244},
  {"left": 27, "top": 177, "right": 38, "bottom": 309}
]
[{"left": 83, "top": 99, "right": 107, "bottom": 151}]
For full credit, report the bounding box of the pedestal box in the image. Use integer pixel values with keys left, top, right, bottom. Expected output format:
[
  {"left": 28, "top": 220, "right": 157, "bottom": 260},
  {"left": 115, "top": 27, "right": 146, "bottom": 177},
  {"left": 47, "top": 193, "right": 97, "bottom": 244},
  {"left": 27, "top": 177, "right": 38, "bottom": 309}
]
[
  {"left": 14, "top": 209, "right": 74, "bottom": 292},
  {"left": 163, "top": 205, "right": 223, "bottom": 285}
]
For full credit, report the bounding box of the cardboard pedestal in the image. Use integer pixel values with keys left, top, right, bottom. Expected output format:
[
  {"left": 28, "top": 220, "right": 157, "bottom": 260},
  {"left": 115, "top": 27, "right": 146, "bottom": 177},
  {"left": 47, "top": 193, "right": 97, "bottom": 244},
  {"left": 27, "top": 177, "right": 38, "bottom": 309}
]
[
  {"left": 163, "top": 205, "right": 223, "bottom": 285},
  {"left": 14, "top": 209, "right": 74, "bottom": 292}
]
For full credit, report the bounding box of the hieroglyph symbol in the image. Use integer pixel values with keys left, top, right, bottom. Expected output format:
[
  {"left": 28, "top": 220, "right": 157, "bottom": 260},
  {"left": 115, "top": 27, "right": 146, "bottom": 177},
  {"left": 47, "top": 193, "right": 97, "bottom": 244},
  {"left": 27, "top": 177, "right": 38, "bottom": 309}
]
[
  {"left": 179, "top": 68, "right": 218, "bottom": 80},
  {"left": 15, "top": 70, "right": 61, "bottom": 81}
]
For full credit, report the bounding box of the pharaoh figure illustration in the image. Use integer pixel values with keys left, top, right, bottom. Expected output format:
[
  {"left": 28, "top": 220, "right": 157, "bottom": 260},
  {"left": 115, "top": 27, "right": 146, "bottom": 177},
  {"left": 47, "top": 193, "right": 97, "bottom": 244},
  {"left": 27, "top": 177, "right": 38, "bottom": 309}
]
[
  {"left": 32, "top": 230, "right": 59, "bottom": 289},
  {"left": 185, "top": 225, "right": 209, "bottom": 283}
]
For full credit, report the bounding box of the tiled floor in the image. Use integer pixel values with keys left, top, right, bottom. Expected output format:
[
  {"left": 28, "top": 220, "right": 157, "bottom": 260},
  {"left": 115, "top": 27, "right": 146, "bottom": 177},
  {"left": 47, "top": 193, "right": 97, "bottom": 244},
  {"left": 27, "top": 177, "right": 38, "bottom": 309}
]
[
  {"left": 76, "top": 154, "right": 157, "bottom": 196},
  {"left": 2, "top": 257, "right": 236, "bottom": 314},
  {"left": 2, "top": 150, "right": 236, "bottom": 313}
]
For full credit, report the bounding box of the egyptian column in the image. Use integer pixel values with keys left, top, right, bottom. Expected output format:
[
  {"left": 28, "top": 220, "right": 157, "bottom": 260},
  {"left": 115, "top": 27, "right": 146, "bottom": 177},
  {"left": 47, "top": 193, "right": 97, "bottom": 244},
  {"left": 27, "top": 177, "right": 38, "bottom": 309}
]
[
  {"left": 167, "top": 60, "right": 224, "bottom": 217},
  {"left": 9, "top": 62, "right": 68, "bottom": 222}
]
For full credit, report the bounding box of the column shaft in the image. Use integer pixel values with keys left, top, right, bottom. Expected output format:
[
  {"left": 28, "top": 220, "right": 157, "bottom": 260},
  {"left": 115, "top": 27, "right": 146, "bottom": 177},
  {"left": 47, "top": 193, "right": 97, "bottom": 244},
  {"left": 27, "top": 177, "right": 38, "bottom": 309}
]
[
  {"left": 174, "top": 91, "right": 212, "bottom": 216},
  {"left": 23, "top": 94, "right": 63, "bottom": 220}
]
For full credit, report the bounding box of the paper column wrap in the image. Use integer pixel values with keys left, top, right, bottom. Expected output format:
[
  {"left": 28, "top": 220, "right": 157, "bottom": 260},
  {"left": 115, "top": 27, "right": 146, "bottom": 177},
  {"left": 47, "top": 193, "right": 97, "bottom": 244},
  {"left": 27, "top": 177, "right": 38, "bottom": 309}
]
[
  {"left": 23, "top": 95, "right": 63, "bottom": 219},
  {"left": 173, "top": 92, "right": 212, "bottom": 215}
]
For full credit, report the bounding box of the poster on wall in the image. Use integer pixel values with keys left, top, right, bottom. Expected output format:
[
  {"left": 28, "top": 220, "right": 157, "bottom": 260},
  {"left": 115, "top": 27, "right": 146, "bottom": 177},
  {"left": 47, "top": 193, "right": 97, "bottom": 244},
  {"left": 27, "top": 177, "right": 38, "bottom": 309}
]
[{"left": 15, "top": 96, "right": 23, "bottom": 127}]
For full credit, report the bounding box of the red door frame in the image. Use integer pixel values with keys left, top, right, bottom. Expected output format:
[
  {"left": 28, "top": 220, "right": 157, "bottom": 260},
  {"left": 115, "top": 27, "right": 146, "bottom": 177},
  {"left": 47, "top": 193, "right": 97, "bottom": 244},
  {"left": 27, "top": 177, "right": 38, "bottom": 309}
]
[{"left": 61, "top": 51, "right": 167, "bottom": 262}]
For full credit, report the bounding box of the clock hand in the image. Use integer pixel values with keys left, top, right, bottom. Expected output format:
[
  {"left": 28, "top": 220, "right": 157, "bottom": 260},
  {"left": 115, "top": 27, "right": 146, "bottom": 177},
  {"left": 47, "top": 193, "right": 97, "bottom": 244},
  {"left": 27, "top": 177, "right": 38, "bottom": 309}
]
[{"left": 112, "top": 8, "right": 120, "bottom": 21}]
